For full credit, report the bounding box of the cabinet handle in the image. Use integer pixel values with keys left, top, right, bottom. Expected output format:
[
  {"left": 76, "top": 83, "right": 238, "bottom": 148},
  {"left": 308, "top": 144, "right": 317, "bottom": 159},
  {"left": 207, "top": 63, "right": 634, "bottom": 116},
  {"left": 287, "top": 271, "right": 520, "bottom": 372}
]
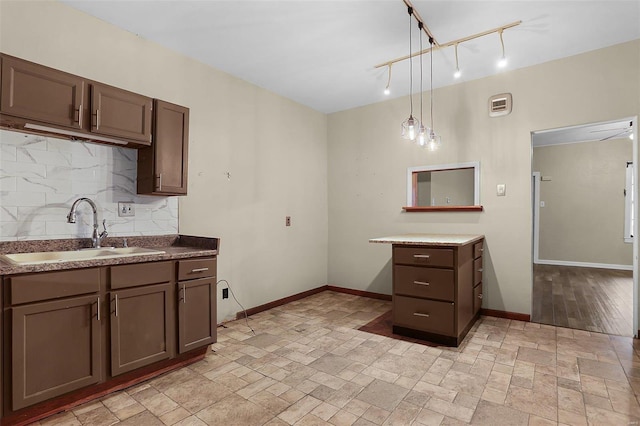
[
  {"left": 413, "top": 280, "right": 430, "bottom": 286},
  {"left": 480, "top": 248, "right": 484, "bottom": 252},
  {"left": 96, "top": 296, "right": 100, "bottom": 321},
  {"left": 413, "top": 254, "right": 430, "bottom": 259},
  {"left": 413, "top": 312, "right": 430, "bottom": 318},
  {"left": 182, "top": 283, "right": 186, "bottom": 304},
  {"left": 478, "top": 268, "right": 484, "bottom": 272},
  {"left": 156, "top": 173, "right": 163, "bottom": 190},
  {"left": 191, "top": 267, "right": 209, "bottom": 273},
  {"left": 74, "top": 104, "right": 83, "bottom": 124},
  {"left": 95, "top": 109, "right": 100, "bottom": 129},
  {"left": 478, "top": 294, "right": 483, "bottom": 299},
  {"left": 114, "top": 294, "right": 119, "bottom": 317}
]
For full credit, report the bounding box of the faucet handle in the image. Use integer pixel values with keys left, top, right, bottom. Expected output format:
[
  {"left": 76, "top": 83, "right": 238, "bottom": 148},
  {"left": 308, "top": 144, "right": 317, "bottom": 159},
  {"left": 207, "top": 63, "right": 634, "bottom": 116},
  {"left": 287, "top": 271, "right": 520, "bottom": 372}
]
[{"left": 100, "top": 219, "right": 108, "bottom": 239}]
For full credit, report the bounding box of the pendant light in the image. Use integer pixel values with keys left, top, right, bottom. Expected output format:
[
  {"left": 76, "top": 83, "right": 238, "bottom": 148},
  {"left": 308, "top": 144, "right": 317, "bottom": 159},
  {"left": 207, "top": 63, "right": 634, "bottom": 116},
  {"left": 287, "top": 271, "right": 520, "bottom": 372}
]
[
  {"left": 401, "top": 7, "right": 419, "bottom": 141},
  {"left": 417, "top": 21, "right": 427, "bottom": 147},
  {"left": 426, "top": 37, "right": 441, "bottom": 151}
]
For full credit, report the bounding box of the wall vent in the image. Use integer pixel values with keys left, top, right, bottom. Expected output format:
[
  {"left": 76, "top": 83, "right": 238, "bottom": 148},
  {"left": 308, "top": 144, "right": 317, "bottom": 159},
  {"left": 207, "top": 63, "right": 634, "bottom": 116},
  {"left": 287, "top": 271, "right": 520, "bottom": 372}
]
[{"left": 489, "top": 93, "right": 512, "bottom": 117}]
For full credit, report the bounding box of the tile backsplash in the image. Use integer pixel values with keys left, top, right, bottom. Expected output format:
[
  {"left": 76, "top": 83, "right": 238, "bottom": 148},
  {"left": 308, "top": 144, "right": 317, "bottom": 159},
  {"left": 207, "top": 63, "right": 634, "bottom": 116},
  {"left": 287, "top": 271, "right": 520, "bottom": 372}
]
[{"left": 0, "top": 130, "right": 178, "bottom": 241}]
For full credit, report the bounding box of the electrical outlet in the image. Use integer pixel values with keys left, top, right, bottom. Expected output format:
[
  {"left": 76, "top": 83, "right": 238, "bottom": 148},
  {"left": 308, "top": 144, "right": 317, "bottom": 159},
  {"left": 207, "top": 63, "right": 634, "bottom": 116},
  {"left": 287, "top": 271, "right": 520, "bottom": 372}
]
[
  {"left": 285, "top": 216, "right": 291, "bottom": 227},
  {"left": 222, "top": 288, "right": 229, "bottom": 299},
  {"left": 118, "top": 202, "right": 135, "bottom": 217}
]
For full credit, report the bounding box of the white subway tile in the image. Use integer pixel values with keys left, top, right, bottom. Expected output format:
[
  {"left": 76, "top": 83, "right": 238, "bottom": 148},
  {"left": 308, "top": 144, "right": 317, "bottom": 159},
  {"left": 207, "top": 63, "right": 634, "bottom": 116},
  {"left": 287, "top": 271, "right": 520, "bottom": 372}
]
[
  {"left": 17, "top": 147, "right": 72, "bottom": 166},
  {"left": 1, "top": 161, "right": 46, "bottom": 178},
  {"left": 0, "top": 130, "right": 48, "bottom": 149},
  {"left": 1, "top": 145, "right": 17, "bottom": 162},
  {"left": 0, "top": 177, "right": 17, "bottom": 191},
  {"left": 1, "top": 191, "right": 46, "bottom": 206},
  {"left": 17, "top": 177, "right": 72, "bottom": 194},
  {"left": 0, "top": 207, "right": 17, "bottom": 222}
]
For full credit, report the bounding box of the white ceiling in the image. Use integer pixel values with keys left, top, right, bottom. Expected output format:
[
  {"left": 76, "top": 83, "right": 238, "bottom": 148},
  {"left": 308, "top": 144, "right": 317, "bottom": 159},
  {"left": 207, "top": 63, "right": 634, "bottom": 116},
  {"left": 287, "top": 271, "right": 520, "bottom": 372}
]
[{"left": 61, "top": 0, "right": 640, "bottom": 114}]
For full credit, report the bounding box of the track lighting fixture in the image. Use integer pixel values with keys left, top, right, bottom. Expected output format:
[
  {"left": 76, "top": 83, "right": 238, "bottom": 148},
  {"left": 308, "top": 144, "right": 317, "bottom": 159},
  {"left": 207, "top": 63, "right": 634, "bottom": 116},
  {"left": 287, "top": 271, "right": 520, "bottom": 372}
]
[
  {"left": 384, "top": 64, "right": 392, "bottom": 95},
  {"left": 497, "top": 29, "right": 508, "bottom": 68},
  {"left": 401, "top": 6, "right": 419, "bottom": 141},
  {"left": 453, "top": 43, "right": 461, "bottom": 79}
]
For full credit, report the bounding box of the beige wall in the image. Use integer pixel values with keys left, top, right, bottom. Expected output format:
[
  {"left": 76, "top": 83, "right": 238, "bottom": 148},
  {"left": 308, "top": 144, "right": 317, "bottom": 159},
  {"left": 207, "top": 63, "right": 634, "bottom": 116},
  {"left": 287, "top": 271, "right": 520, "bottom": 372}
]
[
  {"left": 0, "top": 0, "right": 328, "bottom": 322},
  {"left": 328, "top": 40, "right": 640, "bottom": 315},
  {"left": 533, "top": 139, "right": 633, "bottom": 266}
]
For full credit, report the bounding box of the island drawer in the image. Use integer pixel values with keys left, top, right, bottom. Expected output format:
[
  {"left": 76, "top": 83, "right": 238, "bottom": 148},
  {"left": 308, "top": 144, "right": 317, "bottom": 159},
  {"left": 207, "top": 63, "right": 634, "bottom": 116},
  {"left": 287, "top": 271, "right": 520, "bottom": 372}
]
[
  {"left": 473, "top": 241, "right": 484, "bottom": 259},
  {"left": 393, "top": 295, "right": 455, "bottom": 336},
  {"left": 394, "top": 265, "right": 454, "bottom": 301},
  {"left": 111, "top": 261, "right": 172, "bottom": 289},
  {"left": 393, "top": 247, "right": 454, "bottom": 268},
  {"left": 8, "top": 268, "right": 101, "bottom": 305},
  {"left": 178, "top": 257, "right": 216, "bottom": 281},
  {"left": 474, "top": 258, "right": 483, "bottom": 285}
]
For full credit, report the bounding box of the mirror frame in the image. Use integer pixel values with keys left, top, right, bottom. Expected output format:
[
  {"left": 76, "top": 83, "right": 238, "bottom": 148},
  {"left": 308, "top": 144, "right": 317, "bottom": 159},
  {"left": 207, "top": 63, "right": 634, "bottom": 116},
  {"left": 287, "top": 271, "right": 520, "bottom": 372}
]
[{"left": 404, "top": 161, "right": 483, "bottom": 212}]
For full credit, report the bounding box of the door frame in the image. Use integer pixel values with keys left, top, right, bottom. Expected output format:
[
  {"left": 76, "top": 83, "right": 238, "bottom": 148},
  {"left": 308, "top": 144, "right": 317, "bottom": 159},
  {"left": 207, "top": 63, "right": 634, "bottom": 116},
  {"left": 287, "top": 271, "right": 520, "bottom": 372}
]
[{"left": 531, "top": 116, "right": 639, "bottom": 337}]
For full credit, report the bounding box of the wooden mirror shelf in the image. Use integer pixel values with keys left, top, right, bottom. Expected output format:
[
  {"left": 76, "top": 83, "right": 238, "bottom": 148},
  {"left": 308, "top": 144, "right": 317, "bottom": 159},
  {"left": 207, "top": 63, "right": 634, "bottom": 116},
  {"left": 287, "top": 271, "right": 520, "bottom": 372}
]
[{"left": 403, "top": 205, "right": 484, "bottom": 212}]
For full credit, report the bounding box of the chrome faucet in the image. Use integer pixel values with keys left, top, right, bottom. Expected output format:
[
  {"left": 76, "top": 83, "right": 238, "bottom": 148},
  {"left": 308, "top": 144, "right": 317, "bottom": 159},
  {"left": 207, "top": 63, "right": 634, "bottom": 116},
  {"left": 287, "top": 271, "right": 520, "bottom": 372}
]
[{"left": 67, "top": 197, "right": 108, "bottom": 248}]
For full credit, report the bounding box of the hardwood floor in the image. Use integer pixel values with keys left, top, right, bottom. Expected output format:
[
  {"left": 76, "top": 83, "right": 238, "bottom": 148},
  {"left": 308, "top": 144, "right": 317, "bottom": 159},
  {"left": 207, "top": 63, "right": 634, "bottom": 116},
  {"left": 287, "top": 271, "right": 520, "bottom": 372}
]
[{"left": 532, "top": 264, "right": 633, "bottom": 336}]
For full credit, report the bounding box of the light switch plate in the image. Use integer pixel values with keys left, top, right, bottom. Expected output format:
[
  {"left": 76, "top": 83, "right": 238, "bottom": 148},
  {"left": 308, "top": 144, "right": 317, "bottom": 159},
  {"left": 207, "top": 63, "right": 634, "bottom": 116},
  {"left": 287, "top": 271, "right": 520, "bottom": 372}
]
[
  {"left": 497, "top": 184, "right": 506, "bottom": 196},
  {"left": 118, "top": 202, "right": 135, "bottom": 217}
]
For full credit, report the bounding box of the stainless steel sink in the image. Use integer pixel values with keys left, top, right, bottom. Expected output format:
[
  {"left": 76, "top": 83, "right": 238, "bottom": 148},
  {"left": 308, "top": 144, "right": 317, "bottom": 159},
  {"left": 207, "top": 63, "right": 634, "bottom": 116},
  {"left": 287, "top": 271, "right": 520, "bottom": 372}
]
[{"left": 0, "top": 247, "right": 166, "bottom": 266}]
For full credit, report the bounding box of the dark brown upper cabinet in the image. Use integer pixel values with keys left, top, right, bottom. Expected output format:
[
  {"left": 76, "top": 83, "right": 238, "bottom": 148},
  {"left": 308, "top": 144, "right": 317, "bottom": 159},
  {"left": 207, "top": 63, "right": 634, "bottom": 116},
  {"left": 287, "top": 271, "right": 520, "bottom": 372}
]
[
  {"left": 0, "top": 55, "right": 86, "bottom": 130},
  {"left": 0, "top": 54, "right": 152, "bottom": 147},
  {"left": 137, "top": 100, "right": 189, "bottom": 195},
  {"left": 91, "top": 83, "right": 152, "bottom": 144}
]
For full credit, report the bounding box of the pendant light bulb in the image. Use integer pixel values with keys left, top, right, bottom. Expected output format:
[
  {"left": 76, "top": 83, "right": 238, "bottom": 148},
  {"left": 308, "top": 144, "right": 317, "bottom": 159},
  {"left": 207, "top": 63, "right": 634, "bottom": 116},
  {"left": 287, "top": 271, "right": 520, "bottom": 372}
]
[
  {"left": 497, "top": 56, "right": 507, "bottom": 68},
  {"left": 384, "top": 63, "right": 392, "bottom": 96},
  {"left": 384, "top": 87, "right": 390, "bottom": 95},
  {"left": 402, "top": 116, "right": 418, "bottom": 141},
  {"left": 454, "top": 68, "right": 461, "bottom": 79},
  {"left": 417, "top": 124, "right": 427, "bottom": 146},
  {"left": 426, "top": 129, "right": 441, "bottom": 151}
]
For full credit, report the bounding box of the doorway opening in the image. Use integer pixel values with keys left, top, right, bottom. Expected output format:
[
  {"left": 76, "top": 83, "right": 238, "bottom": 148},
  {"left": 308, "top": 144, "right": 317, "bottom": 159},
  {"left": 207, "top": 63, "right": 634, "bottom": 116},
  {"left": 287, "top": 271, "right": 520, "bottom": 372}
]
[{"left": 531, "top": 117, "right": 638, "bottom": 337}]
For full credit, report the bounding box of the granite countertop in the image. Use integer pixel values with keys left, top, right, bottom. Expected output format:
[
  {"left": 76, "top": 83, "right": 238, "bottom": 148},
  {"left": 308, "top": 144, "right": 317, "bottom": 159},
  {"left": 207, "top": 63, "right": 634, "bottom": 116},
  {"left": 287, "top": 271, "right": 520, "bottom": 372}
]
[
  {"left": 369, "top": 233, "right": 484, "bottom": 246},
  {"left": 0, "top": 234, "right": 219, "bottom": 275}
]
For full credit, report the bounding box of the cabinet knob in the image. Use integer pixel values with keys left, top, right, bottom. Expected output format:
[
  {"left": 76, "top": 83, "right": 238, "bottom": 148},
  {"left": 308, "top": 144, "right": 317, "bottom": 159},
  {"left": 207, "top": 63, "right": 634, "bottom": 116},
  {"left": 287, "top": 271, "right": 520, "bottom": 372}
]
[
  {"left": 478, "top": 294, "right": 483, "bottom": 299},
  {"left": 478, "top": 268, "right": 483, "bottom": 272}
]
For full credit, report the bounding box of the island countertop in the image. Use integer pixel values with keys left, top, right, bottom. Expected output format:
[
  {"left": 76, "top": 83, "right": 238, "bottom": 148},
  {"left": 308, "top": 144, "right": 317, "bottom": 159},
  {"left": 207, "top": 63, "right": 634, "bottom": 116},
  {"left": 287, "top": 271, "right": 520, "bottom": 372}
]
[
  {"left": 369, "top": 233, "right": 484, "bottom": 246},
  {"left": 0, "top": 234, "right": 219, "bottom": 275}
]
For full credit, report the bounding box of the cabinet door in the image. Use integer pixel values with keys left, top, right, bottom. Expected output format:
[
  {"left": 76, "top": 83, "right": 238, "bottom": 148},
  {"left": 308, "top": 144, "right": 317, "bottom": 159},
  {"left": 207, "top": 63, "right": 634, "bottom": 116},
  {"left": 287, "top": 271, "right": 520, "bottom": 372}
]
[
  {"left": 91, "top": 82, "right": 152, "bottom": 143},
  {"left": 1, "top": 55, "right": 85, "bottom": 129},
  {"left": 137, "top": 100, "right": 189, "bottom": 195},
  {"left": 12, "top": 295, "right": 101, "bottom": 410},
  {"left": 178, "top": 277, "right": 216, "bottom": 353},
  {"left": 110, "top": 283, "right": 173, "bottom": 376}
]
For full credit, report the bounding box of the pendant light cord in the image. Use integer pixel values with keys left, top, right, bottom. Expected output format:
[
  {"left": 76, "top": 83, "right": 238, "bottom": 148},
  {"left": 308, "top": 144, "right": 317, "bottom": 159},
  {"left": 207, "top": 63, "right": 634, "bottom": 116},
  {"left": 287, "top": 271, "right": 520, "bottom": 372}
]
[
  {"left": 430, "top": 37, "right": 434, "bottom": 131},
  {"left": 408, "top": 7, "right": 413, "bottom": 116},
  {"left": 419, "top": 22, "right": 423, "bottom": 126}
]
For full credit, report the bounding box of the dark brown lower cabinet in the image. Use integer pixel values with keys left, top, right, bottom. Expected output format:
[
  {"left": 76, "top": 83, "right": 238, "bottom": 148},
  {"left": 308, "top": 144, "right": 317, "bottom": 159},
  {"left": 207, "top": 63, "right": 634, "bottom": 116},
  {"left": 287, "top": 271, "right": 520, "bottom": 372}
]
[
  {"left": 110, "top": 283, "right": 173, "bottom": 377},
  {"left": 178, "top": 277, "right": 216, "bottom": 353},
  {"left": 11, "top": 295, "right": 101, "bottom": 410}
]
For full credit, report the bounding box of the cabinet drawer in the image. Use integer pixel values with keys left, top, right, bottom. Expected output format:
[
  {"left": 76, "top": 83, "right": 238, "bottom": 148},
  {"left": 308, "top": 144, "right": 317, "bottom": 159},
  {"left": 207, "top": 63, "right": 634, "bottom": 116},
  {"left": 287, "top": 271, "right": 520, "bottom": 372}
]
[
  {"left": 178, "top": 257, "right": 216, "bottom": 281},
  {"left": 393, "top": 295, "right": 454, "bottom": 336},
  {"left": 474, "top": 283, "right": 483, "bottom": 315},
  {"left": 111, "top": 261, "right": 172, "bottom": 289},
  {"left": 9, "top": 268, "right": 100, "bottom": 305},
  {"left": 473, "top": 240, "right": 484, "bottom": 259},
  {"left": 474, "top": 257, "right": 483, "bottom": 286},
  {"left": 394, "top": 247, "right": 454, "bottom": 268},
  {"left": 395, "top": 265, "right": 454, "bottom": 301}
]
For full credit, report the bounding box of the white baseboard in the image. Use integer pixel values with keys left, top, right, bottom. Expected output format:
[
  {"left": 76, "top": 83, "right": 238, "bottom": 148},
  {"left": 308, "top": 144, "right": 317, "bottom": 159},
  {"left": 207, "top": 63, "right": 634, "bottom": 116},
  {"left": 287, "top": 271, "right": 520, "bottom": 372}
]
[{"left": 535, "top": 259, "right": 633, "bottom": 271}]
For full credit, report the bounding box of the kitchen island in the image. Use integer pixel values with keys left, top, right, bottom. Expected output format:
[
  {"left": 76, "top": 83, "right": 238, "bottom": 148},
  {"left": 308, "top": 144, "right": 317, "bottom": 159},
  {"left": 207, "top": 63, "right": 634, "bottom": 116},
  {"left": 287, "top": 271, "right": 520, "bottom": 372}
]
[{"left": 370, "top": 234, "right": 484, "bottom": 346}]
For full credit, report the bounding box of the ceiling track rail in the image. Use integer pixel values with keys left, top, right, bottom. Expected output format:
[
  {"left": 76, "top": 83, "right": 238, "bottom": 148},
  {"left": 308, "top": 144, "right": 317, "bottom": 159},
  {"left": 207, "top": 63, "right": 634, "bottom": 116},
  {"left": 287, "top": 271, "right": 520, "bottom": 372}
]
[{"left": 375, "top": 0, "right": 521, "bottom": 69}]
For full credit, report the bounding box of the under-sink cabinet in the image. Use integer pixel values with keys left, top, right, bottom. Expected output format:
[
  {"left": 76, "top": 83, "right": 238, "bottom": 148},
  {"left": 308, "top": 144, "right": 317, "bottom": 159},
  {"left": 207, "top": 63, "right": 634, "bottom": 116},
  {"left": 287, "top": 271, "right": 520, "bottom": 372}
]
[
  {"left": 109, "top": 261, "right": 174, "bottom": 376},
  {"left": 1, "top": 255, "right": 217, "bottom": 417}
]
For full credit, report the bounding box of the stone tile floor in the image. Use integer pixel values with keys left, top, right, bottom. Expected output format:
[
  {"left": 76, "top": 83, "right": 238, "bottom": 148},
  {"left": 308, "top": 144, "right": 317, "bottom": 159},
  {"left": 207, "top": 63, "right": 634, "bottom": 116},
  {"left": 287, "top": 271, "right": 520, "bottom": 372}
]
[{"left": 35, "top": 291, "right": 640, "bottom": 425}]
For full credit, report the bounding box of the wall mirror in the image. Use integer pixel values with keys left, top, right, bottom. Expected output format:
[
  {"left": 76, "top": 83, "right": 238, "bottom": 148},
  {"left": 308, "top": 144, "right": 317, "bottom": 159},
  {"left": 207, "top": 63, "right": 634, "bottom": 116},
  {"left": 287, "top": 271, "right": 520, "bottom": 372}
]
[{"left": 404, "top": 162, "right": 483, "bottom": 212}]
